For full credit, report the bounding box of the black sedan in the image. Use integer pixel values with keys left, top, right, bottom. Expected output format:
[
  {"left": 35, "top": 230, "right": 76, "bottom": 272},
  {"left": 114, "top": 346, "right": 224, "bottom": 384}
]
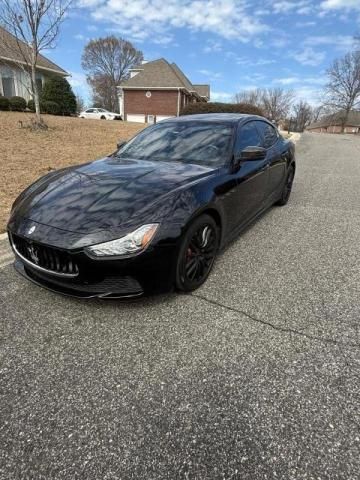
[{"left": 7, "top": 114, "right": 295, "bottom": 298}]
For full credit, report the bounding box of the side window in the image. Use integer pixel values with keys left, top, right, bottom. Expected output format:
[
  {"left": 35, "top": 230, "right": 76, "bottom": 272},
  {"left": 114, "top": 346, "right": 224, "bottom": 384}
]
[
  {"left": 86, "top": 109, "right": 94, "bottom": 113},
  {"left": 235, "top": 121, "right": 262, "bottom": 154},
  {"left": 256, "top": 121, "right": 278, "bottom": 149}
]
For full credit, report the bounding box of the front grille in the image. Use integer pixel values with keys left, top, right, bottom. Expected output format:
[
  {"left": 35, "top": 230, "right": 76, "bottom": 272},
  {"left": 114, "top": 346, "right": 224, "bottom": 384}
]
[{"left": 11, "top": 233, "right": 79, "bottom": 276}]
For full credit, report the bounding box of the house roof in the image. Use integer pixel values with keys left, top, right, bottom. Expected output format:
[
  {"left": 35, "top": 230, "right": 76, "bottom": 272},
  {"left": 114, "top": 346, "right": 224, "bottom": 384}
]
[
  {"left": 119, "top": 58, "right": 210, "bottom": 98},
  {"left": 170, "top": 62, "right": 194, "bottom": 91},
  {"left": 0, "top": 26, "right": 68, "bottom": 75},
  {"left": 193, "top": 84, "right": 210, "bottom": 99},
  {"left": 307, "top": 110, "right": 360, "bottom": 129}
]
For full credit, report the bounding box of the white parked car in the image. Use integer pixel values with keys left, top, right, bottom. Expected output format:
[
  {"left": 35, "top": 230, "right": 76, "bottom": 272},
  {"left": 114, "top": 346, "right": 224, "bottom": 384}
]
[{"left": 79, "top": 108, "right": 122, "bottom": 120}]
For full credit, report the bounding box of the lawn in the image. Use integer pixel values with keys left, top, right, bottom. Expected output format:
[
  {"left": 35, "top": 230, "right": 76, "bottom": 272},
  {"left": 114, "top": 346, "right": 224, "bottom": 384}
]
[{"left": 0, "top": 112, "right": 144, "bottom": 233}]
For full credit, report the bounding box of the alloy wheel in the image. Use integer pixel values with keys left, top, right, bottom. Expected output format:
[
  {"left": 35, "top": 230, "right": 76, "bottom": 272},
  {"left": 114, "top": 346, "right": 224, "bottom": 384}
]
[{"left": 177, "top": 218, "right": 218, "bottom": 291}]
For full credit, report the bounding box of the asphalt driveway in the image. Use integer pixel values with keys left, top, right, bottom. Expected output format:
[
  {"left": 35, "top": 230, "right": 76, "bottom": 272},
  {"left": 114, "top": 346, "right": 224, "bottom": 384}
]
[{"left": 0, "top": 133, "right": 359, "bottom": 479}]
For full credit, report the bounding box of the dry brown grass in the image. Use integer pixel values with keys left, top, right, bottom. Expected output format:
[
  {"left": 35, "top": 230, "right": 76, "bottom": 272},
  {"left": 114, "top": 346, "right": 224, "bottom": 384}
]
[{"left": 0, "top": 112, "right": 144, "bottom": 232}]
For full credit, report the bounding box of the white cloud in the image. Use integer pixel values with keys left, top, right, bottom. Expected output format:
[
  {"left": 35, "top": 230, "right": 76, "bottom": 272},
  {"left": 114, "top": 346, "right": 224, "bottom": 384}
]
[
  {"left": 254, "top": 8, "right": 270, "bottom": 16},
  {"left": 294, "top": 86, "right": 322, "bottom": 105},
  {"left": 231, "top": 55, "right": 275, "bottom": 66},
  {"left": 295, "top": 20, "right": 316, "bottom": 27},
  {"left": 270, "top": 37, "right": 290, "bottom": 48},
  {"left": 74, "top": 33, "right": 87, "bottom": 41},
  {"left": 320, "top": 0, "right": 360, "bottom": 11},
  {"left": 203, "top": 40, "right": 223, "bottom": 53},
  {"left": 210, "top": 91, "right": 233, "bottom": 102},
  {"left": 78, "top": 0, "right": 269, "bottom": 43},
  {"left": 304, "top": 35, "right": 355, "bottom": 51},
  {"left": 273, "top": 77, "right": 299, "bottom": 85},
  {"left": 293, "top": 47, "right": 326, "bottom": 66},
  {"left": 242, "top": 73, "right": 266, "bottom": 83},
  {"left": 272, "top": 0, "right": 312, "bottom": 14},
  {"left": 197, "top": 69, "right": 223, "bottom": 80},
  {"left": 152, "top": 35, "right": 175, "bottom": 46},
  {"left": 273, "top": 76, "right": 326, "bottom": 86},
  {"left": 273, "top": 1, "right": 297, "bottom": 13}
]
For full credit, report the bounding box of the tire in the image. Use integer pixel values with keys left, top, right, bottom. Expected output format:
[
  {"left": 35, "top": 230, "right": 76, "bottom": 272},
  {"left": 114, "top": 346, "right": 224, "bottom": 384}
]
[
  {"left": 175, "top": 214, "right": 219, "bottom": 292},
  {"left": 100, "top": 115, "right": 106, "bottom": 120},
  {"left": 276, "top": 164, "right": 295, "bottom": 206}
]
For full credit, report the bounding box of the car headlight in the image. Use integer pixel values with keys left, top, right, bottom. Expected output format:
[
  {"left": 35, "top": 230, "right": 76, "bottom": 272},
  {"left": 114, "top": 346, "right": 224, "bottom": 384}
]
[{"left": 85, "top": 224, "right": 159, "bottom": 258}]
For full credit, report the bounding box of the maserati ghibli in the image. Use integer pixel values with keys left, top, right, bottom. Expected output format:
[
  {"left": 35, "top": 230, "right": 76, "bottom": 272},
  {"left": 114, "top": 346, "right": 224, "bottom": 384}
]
[{"left": 7, "top": 114, "right": 295, "bottom": 298}]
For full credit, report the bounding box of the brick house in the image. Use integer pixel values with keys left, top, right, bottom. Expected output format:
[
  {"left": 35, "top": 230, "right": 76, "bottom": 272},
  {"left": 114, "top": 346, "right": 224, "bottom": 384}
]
[
  {"left": 117, "top": 58, "right": 210, "bottom": 123},
  {"left": 307, "top": 111, "right": 360, "bottom": 134}
]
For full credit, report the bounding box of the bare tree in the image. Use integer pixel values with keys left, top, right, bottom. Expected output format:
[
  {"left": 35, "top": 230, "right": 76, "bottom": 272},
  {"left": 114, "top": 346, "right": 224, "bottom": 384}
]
[
  {"left": 75, "top": 94, "right": 85, "bottom": 114},
  {"left": 233, "top": 88, "right": 264, "bottom": 108},
  {"left": 323, "top": 50, "right": 360, "bottom": 132},
  {"left": 311, "top": 105, "right": 325, "bottom": 123},
  {"left": 292, "top": 100, "right": 313, "bottom": 132},
  {"left": 234, "top": 87, "right": 294, "bottom": 123},
  {"left": 262, "top": 88, "right": 295, "bottom": 123},
  {"left": 82, "top": 36, "right": 143, "bottom": 112},
  {"left": 0, "top": 0, "right": 72, "bottom": 125}
]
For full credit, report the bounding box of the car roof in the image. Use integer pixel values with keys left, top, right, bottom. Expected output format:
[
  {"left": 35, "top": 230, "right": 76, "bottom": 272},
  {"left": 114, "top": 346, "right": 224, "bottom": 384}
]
[{"left": 162, "top": 113, "right": 267, "bottom": 125}]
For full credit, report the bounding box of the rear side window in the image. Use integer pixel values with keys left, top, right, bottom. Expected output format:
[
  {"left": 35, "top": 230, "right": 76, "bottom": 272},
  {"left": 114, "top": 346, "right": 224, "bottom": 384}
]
[
  {"left": 256, "top": 121, "right": 278, "bottom": 148},
  {"left": 86, "top": 109, "right": 94, "bottom": 113},
  {"left": 235, "top": 121, "right": 262, "bottom": 153}
]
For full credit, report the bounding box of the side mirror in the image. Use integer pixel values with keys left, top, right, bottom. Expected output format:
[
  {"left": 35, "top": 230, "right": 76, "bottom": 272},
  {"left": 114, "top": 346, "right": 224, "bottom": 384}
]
[
  {"left": 240, "top": 146, "right": 267, "bottom": 161},
  {"left": 117, "top": 140, "right": 127, "bottom": 150}
]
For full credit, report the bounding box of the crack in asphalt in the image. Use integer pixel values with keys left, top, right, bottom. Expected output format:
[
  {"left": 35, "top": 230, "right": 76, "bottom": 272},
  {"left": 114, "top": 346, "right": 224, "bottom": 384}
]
[{"left": 191, "top": 292, "right": 360, "bottom": 350}]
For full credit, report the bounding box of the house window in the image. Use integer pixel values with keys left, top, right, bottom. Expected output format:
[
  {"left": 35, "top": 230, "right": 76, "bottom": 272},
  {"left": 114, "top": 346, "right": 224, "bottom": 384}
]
[
  {"left": 35, "top": 75, "right": 43, "bottom": 94},
  {"left": 1, "top": 67, "right": 16, "bottom": 98}
]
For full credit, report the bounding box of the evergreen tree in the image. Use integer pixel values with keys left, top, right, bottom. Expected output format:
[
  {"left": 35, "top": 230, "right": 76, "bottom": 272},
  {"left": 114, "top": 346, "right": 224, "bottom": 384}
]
[{"left": 42, "top": 77, "right": 77, "bottom": 115}]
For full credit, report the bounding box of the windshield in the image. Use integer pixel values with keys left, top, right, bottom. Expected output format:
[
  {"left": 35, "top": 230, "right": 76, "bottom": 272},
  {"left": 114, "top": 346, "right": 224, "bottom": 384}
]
[{"left": 115, "top": 122, "right": 234, "bottom": 168}]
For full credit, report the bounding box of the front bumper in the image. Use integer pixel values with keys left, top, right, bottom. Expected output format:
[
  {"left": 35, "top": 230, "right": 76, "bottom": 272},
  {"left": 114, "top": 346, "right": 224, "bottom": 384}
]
[
  {"left": 14, "top": 259, "right": 144, "bottom": 298},
  {"left": 8, "top": 226, "right": 179, "bottom": 299}
]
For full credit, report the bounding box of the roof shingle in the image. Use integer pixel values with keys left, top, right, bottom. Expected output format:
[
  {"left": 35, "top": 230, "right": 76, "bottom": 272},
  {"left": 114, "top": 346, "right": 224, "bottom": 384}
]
[
  {"left": 193, "top": 84, "right": 210, "bottom": 98},
  {"left": 119, "top": 58, "right": 210, "bottom": 99},
  {"left": 0, "top": 26, "right": 68, "bottom": 75}
]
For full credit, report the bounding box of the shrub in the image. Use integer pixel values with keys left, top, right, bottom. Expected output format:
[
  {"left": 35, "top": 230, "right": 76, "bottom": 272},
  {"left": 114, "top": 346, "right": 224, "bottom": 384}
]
[
  {"left": 0, "top": 96, "right": 10, "bottom": 111},
  {"left": 27, "top": 99, "right": 35, "bottom": 112},
  {"left": 9, "top": 96, "right": 27, "bottom": 112},
  {"left": 41, "top": 77, "right": 77, "bottom": 115},
  {"left": 180, "top": 102, "right": 264, "bottom": 117},
  {"left": 41, "top": 100, "right": 60, "bottom": 115}
]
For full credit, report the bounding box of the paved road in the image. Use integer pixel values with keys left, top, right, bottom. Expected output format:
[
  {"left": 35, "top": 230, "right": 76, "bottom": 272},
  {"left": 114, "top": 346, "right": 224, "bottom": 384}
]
[{"left": 0, "top": 133, "right": 359, "bottom": 479}]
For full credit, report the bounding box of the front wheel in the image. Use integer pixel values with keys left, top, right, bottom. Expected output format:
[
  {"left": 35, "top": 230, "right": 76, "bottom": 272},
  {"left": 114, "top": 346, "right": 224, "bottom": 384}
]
[
  {"left": 175, "top": 214, "right": 219, "bottom": 292},
  {"left": 276, "top": 165, "right": 295, "bottom": 206}
]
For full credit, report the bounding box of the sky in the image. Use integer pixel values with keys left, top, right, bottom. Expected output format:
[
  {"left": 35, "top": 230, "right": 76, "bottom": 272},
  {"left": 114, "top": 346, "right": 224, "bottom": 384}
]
[{"left": 46, "top": 0, "right": 360, "bottom": 106}]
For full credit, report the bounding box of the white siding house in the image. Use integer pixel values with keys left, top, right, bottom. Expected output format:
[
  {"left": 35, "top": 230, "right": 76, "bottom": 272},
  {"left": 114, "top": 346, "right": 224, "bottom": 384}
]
[{"left": 0, "top": 26, "right": 68, "bottom": 101}]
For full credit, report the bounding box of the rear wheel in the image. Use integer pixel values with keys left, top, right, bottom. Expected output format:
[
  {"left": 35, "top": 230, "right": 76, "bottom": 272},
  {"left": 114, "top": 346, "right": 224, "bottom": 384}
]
[
  {"left": 175, "top": 215, "right": 219, "bottom": 292},
  {"left": 276, "top": 165, "right": 295, "bottom": 206},
  {"left": 100, "top": 115, "right": 106, "bottom": 120}
]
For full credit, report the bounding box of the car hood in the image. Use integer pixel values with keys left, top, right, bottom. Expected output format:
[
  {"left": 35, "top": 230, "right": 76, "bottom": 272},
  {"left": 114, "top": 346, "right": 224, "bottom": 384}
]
[{"left": 12, "top": 157, "right": 215, "bottom": 234}]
